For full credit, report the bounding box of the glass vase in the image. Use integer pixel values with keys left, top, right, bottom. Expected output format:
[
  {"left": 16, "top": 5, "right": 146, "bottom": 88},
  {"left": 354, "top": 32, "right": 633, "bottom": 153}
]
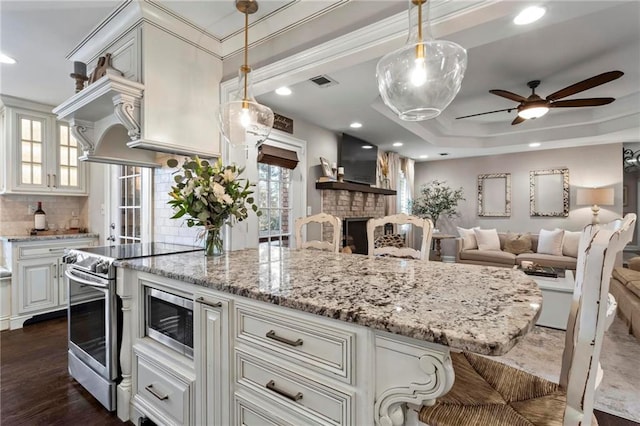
[{"left": 205, "top": 227, "right": 224, "bottom": 257}]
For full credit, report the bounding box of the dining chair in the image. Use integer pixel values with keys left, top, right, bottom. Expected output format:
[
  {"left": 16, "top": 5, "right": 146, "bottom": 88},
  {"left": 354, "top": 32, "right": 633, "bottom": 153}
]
[
  {"left": 366, "top": 213, "right": 433, "bottom": 260},
  {"left": 418, "top": 213, "right": 637, "bottom": 426},
  {"left": 294, "top": 212, "right": 342, "bottom": 253}
]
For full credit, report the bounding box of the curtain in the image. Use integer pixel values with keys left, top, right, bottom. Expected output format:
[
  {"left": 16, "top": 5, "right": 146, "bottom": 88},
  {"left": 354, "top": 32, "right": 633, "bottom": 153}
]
[
  {"left": 386, "top": 152, "right": 400, "bottom": 216},
  {"left": 401, "top": 157, "right": 416, "bottom": 247}
]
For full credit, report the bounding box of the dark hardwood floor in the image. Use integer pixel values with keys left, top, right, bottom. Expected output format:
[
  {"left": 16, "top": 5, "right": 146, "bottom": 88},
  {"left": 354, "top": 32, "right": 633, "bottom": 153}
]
[
  {"left": 1, "top": 317, "right": 638, "bottom": 426},
  {"left": 1, "top": 315, "right": 127, "bottom": 425}
]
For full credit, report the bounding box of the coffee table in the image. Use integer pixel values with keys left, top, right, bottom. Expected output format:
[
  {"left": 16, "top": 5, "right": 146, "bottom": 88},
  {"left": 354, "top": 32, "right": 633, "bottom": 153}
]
[{"left": 529, "top": 269, "right": 575, "bottom": 330}]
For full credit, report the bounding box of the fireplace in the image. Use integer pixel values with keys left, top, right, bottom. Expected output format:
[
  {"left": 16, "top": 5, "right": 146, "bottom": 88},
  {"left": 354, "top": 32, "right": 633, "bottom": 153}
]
[{"left": 343, "top": 217, "right": 371, "bottom": 254}]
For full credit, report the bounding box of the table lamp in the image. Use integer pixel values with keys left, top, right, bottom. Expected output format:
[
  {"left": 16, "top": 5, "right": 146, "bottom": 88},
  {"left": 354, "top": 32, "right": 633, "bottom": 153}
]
[{"left": 576, "top": 187, "right": 614, "bottom": 224}]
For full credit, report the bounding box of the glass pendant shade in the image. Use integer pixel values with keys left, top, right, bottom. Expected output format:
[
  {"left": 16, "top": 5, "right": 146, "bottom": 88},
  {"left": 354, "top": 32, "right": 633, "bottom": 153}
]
[
  {"left": 376, "top": 0, "right": 467, "bottom": 121},
  {"left": 218, "top": 0, "right": 274, "bottom": 148},
  {"left": 219, "top": 66, "right": 274, "bottom": 147}
]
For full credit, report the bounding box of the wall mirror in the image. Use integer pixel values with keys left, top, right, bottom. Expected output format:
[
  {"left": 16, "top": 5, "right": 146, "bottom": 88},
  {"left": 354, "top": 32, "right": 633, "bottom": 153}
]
[
  {"left": 530, "top": 168, "right": 569, "bottom": 217},
  {"left": 478, "top": 173, "right": 511, "bottom": 217}
]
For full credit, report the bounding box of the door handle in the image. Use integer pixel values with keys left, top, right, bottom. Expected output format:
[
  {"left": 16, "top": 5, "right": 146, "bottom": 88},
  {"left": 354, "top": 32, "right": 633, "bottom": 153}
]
[
  {"left": 145, "top": 384, "right": 169, "bottom": 401},
  {"left": 52, "top": 174, "right": 57, "bottom": 188},
  {"left": 265, "top": 380, "right": 303, "bottom": 402},
  {"left": 47, "top": 174, "right": 51, "bottom": 187},
  {"left": 195, "top": 297, "right": 222, "bottom": 308}
]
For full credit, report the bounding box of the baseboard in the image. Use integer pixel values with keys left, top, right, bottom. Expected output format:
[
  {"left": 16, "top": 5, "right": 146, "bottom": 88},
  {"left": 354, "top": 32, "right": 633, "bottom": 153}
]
[{"left": 0, "top": 317, "right": 8, "bottom": 331}]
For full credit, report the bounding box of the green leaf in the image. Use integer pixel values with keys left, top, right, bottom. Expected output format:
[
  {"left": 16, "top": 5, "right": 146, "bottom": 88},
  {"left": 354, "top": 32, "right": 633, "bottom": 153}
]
[{"left": 167, "top": 158, "right": 179, "bottom": 168}]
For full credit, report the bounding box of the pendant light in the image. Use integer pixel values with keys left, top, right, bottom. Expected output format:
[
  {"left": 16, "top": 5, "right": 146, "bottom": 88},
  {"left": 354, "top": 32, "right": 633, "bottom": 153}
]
[
  {"left": 376, "top": 0, "right": 467, "bottom": 121},
  {"left": 219, "top": 0, "right": 274, "bottom": 148}
]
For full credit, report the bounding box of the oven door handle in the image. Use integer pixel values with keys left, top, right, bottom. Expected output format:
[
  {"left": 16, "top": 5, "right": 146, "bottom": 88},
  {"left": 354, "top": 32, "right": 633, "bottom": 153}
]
[{"left": 64, "top": 270, "right": 109, "bottom": 289}]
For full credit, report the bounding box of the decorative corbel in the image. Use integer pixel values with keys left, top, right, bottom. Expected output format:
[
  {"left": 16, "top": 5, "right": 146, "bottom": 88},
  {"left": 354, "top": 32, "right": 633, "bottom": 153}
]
[
  {"left": 112, "top": 93, "right": 140, "bottom": 140},
  {"left": 69, "top": 118, "right": 95, "bottom": 157},
  {"left": 374, "top": 336, "right": 454, "bottom": 426}
]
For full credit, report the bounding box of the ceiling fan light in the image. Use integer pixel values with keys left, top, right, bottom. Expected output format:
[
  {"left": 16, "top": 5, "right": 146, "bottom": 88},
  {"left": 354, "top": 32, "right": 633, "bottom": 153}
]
[
  {"left": 518, "top": 106, "right": 549, "bottom": 120},
  {"left": 376, "top": 0, "right": 467, "bottom": 121}
]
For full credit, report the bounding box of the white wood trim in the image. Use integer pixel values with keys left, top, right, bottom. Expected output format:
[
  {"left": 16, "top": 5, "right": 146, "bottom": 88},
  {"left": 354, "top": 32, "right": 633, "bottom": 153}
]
[{"left": 295, "top": 213, "right": 342, "bottom": 253}]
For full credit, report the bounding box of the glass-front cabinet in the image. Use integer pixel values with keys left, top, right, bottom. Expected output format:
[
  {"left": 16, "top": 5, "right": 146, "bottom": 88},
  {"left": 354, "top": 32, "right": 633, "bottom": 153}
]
[{"left": 0, "top": 96, "right": 87, "bottom": 195}]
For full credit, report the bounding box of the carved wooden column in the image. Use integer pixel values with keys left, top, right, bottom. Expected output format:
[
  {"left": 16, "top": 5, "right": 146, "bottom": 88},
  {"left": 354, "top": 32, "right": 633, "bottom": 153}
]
[{"left": 116, "top": 267, "right": 133, "bottom": 421}]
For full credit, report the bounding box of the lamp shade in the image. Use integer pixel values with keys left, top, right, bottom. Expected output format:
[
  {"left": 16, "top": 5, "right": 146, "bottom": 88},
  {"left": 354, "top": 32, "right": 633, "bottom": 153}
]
[
  {"left": 576, "top": 188, "right": 614, "bottom": 206},
  {"left": 376, "top": 0, "right": 467, "bottom": 121}
]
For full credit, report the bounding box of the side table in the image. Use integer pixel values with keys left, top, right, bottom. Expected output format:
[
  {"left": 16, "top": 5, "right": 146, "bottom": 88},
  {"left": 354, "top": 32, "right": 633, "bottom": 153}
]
[{"left": 431, "top": 234, "right": 455, "bottom": 261}]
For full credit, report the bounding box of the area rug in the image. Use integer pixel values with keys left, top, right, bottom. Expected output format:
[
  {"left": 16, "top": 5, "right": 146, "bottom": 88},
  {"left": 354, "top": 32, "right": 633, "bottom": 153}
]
[{"left": 493, "top": 317, "right": 640, "bottom": 422}]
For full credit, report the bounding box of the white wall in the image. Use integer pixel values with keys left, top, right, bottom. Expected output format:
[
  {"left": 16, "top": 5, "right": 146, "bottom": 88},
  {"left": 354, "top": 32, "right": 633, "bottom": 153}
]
[
  {"left": 415, "top": 143, "right": 624, "bottom": 257},
  {"left": 281, "top": 114, "right": 339, "bottom": 241}
]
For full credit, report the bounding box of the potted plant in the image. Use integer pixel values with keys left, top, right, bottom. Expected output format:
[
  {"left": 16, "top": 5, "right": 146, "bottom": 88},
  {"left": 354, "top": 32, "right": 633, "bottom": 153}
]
[{"left": 411, "top": 180, "right": 465, "bottom": 231}]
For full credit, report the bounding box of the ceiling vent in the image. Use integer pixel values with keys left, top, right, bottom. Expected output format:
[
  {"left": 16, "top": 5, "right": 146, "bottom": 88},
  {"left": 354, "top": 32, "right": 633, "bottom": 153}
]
[{"left": 310, "top": 75, "right": 338, "bottom": 88}]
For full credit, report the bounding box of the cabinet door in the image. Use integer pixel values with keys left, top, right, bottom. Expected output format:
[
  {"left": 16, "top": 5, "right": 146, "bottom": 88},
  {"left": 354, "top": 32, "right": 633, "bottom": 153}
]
[
  {"left": 17, "top": 257, "right": 58, "bottom": 313},
  {"left": 54, "top": 122, "right": 87, "bottom": 194},
  {"left": 195, "top": 295, "right": 229, "bottom": 426},
  {"left": 14, "top": 112, "right": 52, "bottom": 193}
]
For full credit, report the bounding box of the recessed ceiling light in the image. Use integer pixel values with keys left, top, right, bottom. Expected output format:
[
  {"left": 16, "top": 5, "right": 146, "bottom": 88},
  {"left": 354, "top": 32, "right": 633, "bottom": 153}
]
[
  {"left": 0, "top": 52, "right": 16, "bottom": 64},
  {"left": 275, "top": 87, "right": 292, "bottom": 96},
  {"left": 529, "top": 142, "right": 541, "bottom": 147},
  {"left": 514, "top": 6, "right": 546, "bottom": 25},
  {"left": 419, "top": 155, "right": 428, "bottom": 159},
  {"left": 350, "top": 122, "right": 362, "bottom": 128},
  {"left": 392, "top": 142, "right": 403, "bottom": 147},
  {"left": 362, "top": 145, "right": 373, "bottom": 149}
]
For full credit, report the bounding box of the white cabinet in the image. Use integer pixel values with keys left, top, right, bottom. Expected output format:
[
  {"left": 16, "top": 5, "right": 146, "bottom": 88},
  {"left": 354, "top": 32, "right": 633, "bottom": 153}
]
[
  {"left": 195, "top": 294, "right": 230, "bottom": 426},
  {"left": 0, "top": 95, "right": 87, "bottom": 195},
  {"left": 17, "top": 258, "right": 58, "bottom": 313},
  {"left": 7, "top": 236, "right": 98, "bottom": 329}
]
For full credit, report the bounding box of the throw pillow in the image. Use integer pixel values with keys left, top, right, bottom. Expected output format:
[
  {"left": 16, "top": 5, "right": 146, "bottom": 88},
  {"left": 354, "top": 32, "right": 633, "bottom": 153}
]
[
  {"left": 537, "top": 228, "right": 565, "bottom": 256},
  {"left": 457, "top": 226, "right": 480, "bottom": 250},
  {"left": 504, "top": 232, "right": 533, "bottom": 255},
  {"left": 474, "top": 228, "right": 501, "bottom": 251},
  {"left": 562, "top": 231, "right": 581, "bottom": 258}
]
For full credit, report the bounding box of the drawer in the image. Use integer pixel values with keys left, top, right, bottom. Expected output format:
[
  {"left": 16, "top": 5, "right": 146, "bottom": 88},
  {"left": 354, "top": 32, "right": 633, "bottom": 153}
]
[
  {"left": 234, "top": 393, "right": 296, "bottom": 426},
  {"left": 236, "top": 350, "right": 353, "bottom": 425},
  {"left": 235, "top": 304, "right": 354, "bottom": 382},
  {"left": 136, "top": 356, "right": 190, "bottom": 424},
  {"left": 18, "top": 239, "right": 96, "bottom": 259}
]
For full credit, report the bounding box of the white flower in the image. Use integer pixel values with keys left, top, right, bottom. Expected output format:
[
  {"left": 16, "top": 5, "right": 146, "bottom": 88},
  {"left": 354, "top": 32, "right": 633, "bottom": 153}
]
[
  {"left": 194, "top": 186, "right": 205, "bottom": 199},
  {"left": 223, "top": 168, "right": 236, "bottom": 182},
  {"left": 181, "top": 179, "right": 195, "bottom": 197},
  {"left": 212, "top": 182, "right": 225, "bottom": 197},
  {"left": 219, "top": 194, "right": 233, "bottom": 205}
]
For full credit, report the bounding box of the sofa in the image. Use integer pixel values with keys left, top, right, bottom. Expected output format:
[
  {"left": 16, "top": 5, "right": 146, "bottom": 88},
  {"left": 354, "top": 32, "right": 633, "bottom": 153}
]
[
  {"left": 455, "top": 228, "right": 578, "bottom": 271},
  {"left": 610, "top": 257, "right": 640, "bottom": 340}
]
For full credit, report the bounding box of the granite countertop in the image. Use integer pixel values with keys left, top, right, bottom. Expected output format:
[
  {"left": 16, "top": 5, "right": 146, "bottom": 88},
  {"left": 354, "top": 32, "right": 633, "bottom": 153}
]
[
  {"left": 0, "top": 233, "right": 100, "bottom": 242},
  {"left": 117, "top": 247, "right": 542, "bottom": 356}
]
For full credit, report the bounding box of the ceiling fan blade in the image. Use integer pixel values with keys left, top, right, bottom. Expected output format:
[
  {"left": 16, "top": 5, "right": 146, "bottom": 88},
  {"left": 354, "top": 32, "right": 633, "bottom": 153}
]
[
  {"left": 546, "top": 71, "right": 624, "bottom": 101},
  {"left": 550, "top": 98, "right": 615, "bottom": 108},
  {"left": 456, "top": 108, "right": 514, "bottom": 119},
  {"left": 489, "top": 89, "right": 527, "bottom": 103},
  {"left": 511, "top": 115, "right": 526, "bottom": 125}
]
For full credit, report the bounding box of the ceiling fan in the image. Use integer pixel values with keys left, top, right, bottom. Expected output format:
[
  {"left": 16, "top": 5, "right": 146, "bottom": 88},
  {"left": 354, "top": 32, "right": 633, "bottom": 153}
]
[{"left": 456, "top": 70, "right": 624, "bottom": 125}]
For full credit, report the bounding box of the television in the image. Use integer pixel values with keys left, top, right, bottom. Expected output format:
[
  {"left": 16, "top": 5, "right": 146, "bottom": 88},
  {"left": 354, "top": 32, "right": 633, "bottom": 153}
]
[{"left": 338, "top": 133, "right": 378, "bottom": 185}]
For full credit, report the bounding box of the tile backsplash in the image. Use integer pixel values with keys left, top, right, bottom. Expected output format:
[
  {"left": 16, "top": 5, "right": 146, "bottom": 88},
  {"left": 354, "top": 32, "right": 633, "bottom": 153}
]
[
  {"left": 153, "top": 154, "right": 203, "bottom": 247},
  {"left": 0, "top": 194, "right": 88, "bottom": 236}
]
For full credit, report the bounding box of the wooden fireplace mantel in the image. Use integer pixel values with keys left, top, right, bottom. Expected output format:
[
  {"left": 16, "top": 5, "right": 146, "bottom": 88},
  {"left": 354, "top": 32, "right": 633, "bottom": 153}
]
[{"left": 316, "top": 181, "right": 397, "bottom": 195}]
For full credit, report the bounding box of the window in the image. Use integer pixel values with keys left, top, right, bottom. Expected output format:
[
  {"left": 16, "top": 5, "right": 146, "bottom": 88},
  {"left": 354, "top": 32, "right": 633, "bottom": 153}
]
[
  {"left": 398, "top": 170, "right": 411, "bottom": 233},
  {"left": 257, "top": 163, "right": 291, "bottom": 247},
  {"left": 117, "top": 165, "right": 142, "bottom": 244}
]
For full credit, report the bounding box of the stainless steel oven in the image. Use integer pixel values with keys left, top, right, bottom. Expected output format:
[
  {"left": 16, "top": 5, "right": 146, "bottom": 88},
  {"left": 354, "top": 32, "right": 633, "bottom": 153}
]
[
  {"left": 64, "top": 265, "right": 121, "bottom": 412},
  {"left": 145, "top": 287, "right": 194, "bottom": 358}
]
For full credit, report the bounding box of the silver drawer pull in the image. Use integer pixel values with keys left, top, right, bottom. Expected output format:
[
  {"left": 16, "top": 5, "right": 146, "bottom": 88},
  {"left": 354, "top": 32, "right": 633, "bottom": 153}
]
[
  {"left": 195, "top": 297, "right": 222, "bottom": 308},
  {"left": 266, "top": 330, "right": 303, "bottom": 347},
  {"left": 145, "top": 384, "right": 168, "bottom": 401},
  {"left": 265, "top": 380, "right": 303, "bottom": 402}
]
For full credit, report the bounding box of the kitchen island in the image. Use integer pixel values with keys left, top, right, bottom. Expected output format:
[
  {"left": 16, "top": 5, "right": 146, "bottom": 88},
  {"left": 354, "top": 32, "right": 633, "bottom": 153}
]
[{"left": 115, "top": 247, "right": 542, "bottom": 426}]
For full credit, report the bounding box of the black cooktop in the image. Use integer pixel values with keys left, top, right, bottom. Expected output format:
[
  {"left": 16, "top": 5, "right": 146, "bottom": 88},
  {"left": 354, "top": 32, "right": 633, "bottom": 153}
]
[{"left": 79, "top": 242, "right": 203, "bottom": 260}]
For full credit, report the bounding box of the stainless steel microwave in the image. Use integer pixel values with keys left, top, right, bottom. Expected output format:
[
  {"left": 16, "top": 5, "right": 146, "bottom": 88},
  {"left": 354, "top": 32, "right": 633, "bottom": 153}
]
[{"left": 145, "top": 287, "right": 194, "bottom": 359}]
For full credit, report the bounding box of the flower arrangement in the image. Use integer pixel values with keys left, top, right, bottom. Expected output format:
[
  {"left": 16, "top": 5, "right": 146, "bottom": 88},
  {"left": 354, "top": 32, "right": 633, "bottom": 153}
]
[
  {"left": 167, "top": 156, "right": 261, "bottom": 256},
  {"left": 411, "top": 180, "right": 465, "bottom": 229},
  {"left": 379, "top": 152, "right": 390, "bottom": 188}
]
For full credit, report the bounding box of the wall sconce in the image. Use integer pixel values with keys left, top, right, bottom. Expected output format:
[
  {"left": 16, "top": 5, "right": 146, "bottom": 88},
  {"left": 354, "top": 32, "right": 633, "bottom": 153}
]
[{"left": 576, "top": 187, "right": 614, "bottom": 224}]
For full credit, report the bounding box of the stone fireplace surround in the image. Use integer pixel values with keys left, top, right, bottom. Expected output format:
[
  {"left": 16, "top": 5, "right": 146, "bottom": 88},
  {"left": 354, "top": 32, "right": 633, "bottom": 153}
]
[{"left": 321, "top": 189, "right": 387, "bottom": 253}]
